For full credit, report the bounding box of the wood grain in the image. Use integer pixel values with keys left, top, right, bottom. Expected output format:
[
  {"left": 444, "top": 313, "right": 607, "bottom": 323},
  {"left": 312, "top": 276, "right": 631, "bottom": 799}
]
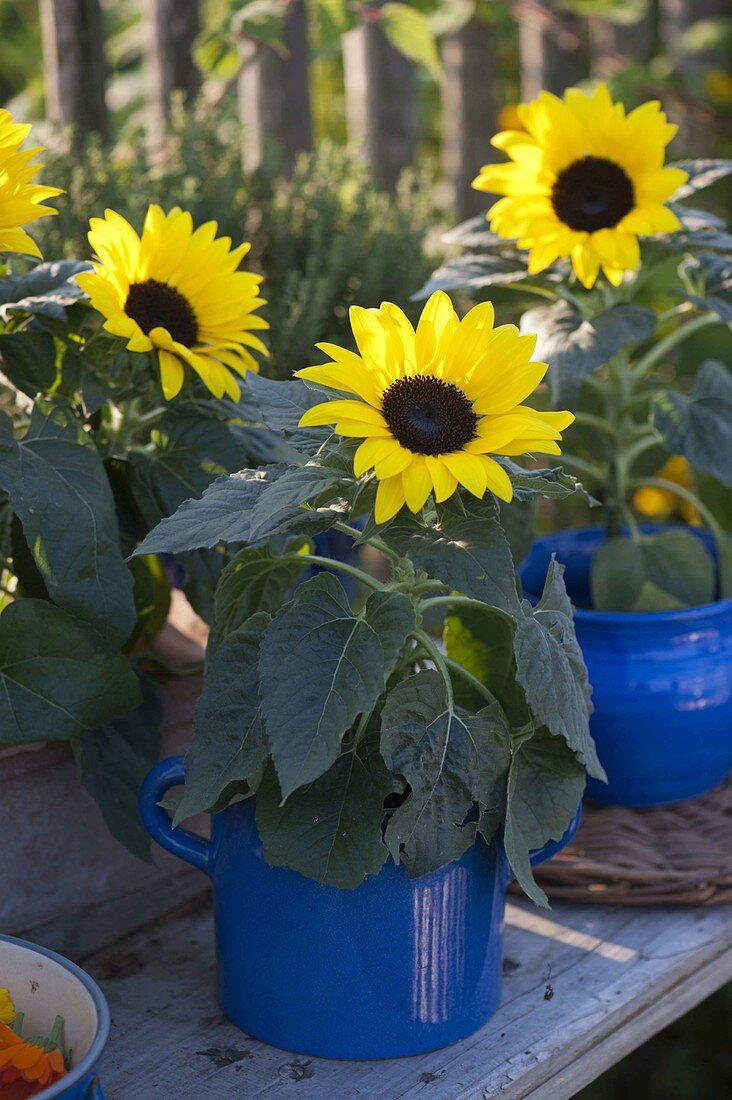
[{"left": 29, "top": 886, "right": 730, "bottom": 1099}]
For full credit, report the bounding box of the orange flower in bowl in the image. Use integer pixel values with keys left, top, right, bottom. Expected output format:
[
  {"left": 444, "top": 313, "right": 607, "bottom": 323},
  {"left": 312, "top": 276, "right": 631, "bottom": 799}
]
[{"left": 0, "top": 1019, "right": 67, "bottom": 1098}]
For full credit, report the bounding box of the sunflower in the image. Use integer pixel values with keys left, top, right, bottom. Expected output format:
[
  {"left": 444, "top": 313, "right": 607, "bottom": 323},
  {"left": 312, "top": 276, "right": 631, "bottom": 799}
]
[
  {"left": 472, "top": 84, "right": 688, "bottom": 288},
  {"left": 0, "top": 990, "right": 15, "bottom": 1028},
  {"left": 0, "top": 110, "right": 61, "bottom": 258},
  {"left": 77, "top": 205, "right": 268, "bottom": 401},
  {"left": 296, "top": 291, "right": 573, "bottom": 523}
]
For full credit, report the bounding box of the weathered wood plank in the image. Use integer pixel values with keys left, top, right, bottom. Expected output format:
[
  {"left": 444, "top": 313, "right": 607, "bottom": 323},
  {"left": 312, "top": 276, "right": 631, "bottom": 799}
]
[{"left": 66, "top": 892, "right": 732, "bottom": 1099}]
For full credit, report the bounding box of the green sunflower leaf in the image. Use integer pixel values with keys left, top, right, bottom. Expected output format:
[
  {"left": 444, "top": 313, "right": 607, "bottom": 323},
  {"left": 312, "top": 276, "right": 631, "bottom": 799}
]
[
  {"left": 246, "top": 373, "right": 331, "bottom": 455},
  {"left": 504, "top": 728, "right": 586, "bottom": 908},
  {"left": 381, "top": 669, "right": 511, "bottom": 875},
  {"left": 522, "top": 300, "right": 656, "bottom": 408},
  {"left": 670, "top": 159, "right": 732, "bottom": 201},
  {"left": 0, "top": 331, "right": 57, "bottom": 398},
  {"left": 133, "top": 466, "right": 285, "bottom": 555},
  {"left": 590, "top": 530, "right": 716, "bottom": 612},
  {"left": 500, "top": 460, "right": 595, "bottom": 504},
  {"left": 73, "top": 670, "right": 165, "bottom": 862},
  {"left": 679, "top": 253, "right": 732, "bottom": 322},
  {"left": 0, "top": 600, "right": 140, "bottom": 745},
  {"left": 383, "top": 495, "right": 522, "bottom": 615},
  {"left": 653, "top": 361, "right": 732, "bottom": 489},
  {"left": 174, "top": 613, "right": 271, "bottom": 825},
  {"left": 210, "top": 543, "right": 308, "bottom": 652},
  {"left": 258, "top": 573, "right": 391, "bottom": 799},
  {"left": 246, "top": 462, "right": 353, "bottom": 541},
  {"left": 0, "top": 260, "right": 89, "bottom": 322},
  {"left": 412, "top": 252, "right": 543, "bottom": 300},
  {"left": 0, "top": 411, "right": 136, "bottom": 648},
  {"left": 255, "top": 736, "right": 397, "bottom": 890},
  {"left": 514, "top": 557, "right": 604, "bottom": 780}
]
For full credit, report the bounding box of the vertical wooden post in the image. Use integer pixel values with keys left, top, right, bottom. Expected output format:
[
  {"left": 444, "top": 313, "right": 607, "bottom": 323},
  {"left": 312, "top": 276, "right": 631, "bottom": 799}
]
[
  {"left": 145, "top": 0, "right": 202, "bottom": 160},
  {"left": 239, "top": 0, "right": 313, "bottom": 176},
  {"left": 660, "top": 0, "right": 727, "bottom": 153},
  {"left": 517, "top": 1, "right": 588, "bottom": 99},
  {"left": 441, "top": 18, "right": 500, "bottom": 220},
  {"left": 591, "top": 2, "right": 657, "bottom": 72},
  {"left": 342, "top": 2, "right": 419, "bottom": 193},
  {"left": 38, "top": 0, "right": 109, "bottom": 144}
]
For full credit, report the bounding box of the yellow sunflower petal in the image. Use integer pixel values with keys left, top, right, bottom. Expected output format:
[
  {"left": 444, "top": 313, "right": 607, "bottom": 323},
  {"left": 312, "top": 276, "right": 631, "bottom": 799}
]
[
  {"left": 402, "top": 456, "right": 433, "bottom": 513},
  {"left": 158, "top": 350, "right": 185, "bottom": 400},
  {"left": 375, "top": 475, "right": 406, "bottom": 524},
  {"left": 353, "top": 437, "right": 400, "bottom": 476},
  {"left": 440, "top": 452, "right": 487, "bottom": 498},
  {"left": 425, "top": 456, "right": 458, "bottom": 503},
  {"left": 481, "top": 457, "right": 513, "bottom": 502}
]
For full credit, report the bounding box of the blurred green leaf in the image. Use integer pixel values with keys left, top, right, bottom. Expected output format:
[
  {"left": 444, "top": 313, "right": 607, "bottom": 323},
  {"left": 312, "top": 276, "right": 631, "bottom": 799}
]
[{"left": 380, "top": 2, "right": 441, "bottom": 78}]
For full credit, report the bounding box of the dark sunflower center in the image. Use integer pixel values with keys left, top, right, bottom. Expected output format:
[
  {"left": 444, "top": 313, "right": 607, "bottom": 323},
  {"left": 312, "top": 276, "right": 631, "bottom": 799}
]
[
  {"left": 125, "top": 280, "right": 198, "bottom": 347},
  {"left": 551, "top": 156, "right": 635, "bottom": 233},
  {"left": 381, "top": 375, "right": 478, "bottom": 456}
]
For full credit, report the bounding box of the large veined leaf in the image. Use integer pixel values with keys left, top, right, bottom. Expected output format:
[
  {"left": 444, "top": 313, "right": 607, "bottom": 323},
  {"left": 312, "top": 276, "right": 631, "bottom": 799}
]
[
  {"left": 413, "top": 253, "right": 540, "bottom": 300},
  {"left": 680, "top": 253, "right": 732, "bottom": 321},
  {"left": 670, "top": 159, "right": 732, "bottom": 201},
  {"left": 259, "top": 574, "right": 408, "bottom": 798},
  {"left": 0, "top": 412, "right": 136, "bottom": 647},
  {"left": 514, "top": 558, "right": 604, "bottom": 779},
  {"left": 381, "top": 669, "right": 511, "bottom": 874},
  {"left": 521, "top": 300, "right": 656, "bottom": 407},
  {"left": 246, "top": 462, "right": 353, "bottom": 541},
  {"left": 358, "top": 589, "right": 416, "bottom": 678},
  {"left": 441, "top": 214, "right": 507, "bottom": 249},
  {"left": 74, "top": 671, "right": 165, "bottom": 862},
  {"left": 503, "top": 729, "right": 586, "bottom": 907},
  {"left": 0, "top": 332, "right": 57, "bottom": 397},
  {"left": 500, "top": 460, "right": 591, "bottom": 503},
  {"left": 590, "top": 530, "right": 716, "bottom": 612},
  {"left": 255, "top": 736, "right": 397, "bottom": 889},
  {"left": 443, "top": 604, "right": 530, "bottom": 728},
  {"left": 129, "top": 408, "right": 280, "bottom": 527},
  {"left": 134, "top": 467, "right": 285, "bottom": 555},
  {"left": 0, "top": 260, "right": 90, "bottom": 321},
  {"left": 653, "top": 361, "right": 732, "bottom": 490},
  {"left": 174, "top": 614, "right": 271, "bottom": 824},
  {"left": 246, "top": 373, "right": 330, "bottom": 454},
  {"left": 383, "top": 495, "right": 522, "bottom": 615},
  {"left": 380, "top": 3, "right": 440, "bottom": 78},
  {"left": 210, "top": 543, "right": 308, "bottom": 651},
  {"left": 0, "top": 600, "right": 140, "bottom": 744}
]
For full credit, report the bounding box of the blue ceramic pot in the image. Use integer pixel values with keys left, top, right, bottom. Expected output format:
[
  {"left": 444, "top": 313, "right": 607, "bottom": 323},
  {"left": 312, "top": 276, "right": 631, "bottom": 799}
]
[
  {"left": 0, "top": 934, "right": 109, "bottom": 1099},
  {"left": 520, "top": 526, "right": 732, "bottom": 806},
  {"left": 141, "top": 756, "right": 580, "bottom": 1060}
]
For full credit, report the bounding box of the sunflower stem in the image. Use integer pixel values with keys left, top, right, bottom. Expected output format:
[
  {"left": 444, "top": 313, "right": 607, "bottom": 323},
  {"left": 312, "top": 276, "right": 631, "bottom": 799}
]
[
  {"left": 443, "top": 657, "right": 497, "bottom": 706},
  {"left": 292, "top": 554, "right": 383, "bottom": 591},
  {"left": 412, "top": 628, "right": 454, "bottom": 709},
  {"left": 631, "top": 313, "right": 718, "bottom": 382},
  {"left": 333, "top": 520, "right": 400, "bottom": 565}
]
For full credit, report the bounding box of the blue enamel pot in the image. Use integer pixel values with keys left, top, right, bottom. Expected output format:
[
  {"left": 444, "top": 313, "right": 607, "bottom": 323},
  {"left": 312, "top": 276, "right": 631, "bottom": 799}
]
[
  {"left": 0, "top": 935, "right": 109, "bottom": 1099},
  {"left": 140, "top": 756, "right": 580, "bottom": 1060},
  {"left": 520, "top": 526, "right": 732, "bottom": 807}
]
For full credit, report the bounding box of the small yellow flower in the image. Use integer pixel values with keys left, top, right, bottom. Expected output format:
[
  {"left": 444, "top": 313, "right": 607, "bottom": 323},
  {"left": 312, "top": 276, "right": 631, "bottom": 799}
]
[
  {"left": 0, "top": 989, "right": 15, "bottom": 1027},
  {"left": 297, "top": 290, "right": 573, "bottom": 524},
  {"left": 0, "top": 109, "right": 61, "bottom": 259},
  {"left": 77, "top": 205, "right": 269, "bottom": 401},
  {"left": 473, "top": 84, "right": 688, "bottom": 289},
  {"left": 634, "top": 456, "right": 700, "bottom": 524}
]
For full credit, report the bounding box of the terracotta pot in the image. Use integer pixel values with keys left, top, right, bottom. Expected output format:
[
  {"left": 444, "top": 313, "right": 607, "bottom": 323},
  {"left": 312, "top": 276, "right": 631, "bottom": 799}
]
[{"left": 1, "top": 671, "right": 204, "bottom": 934}]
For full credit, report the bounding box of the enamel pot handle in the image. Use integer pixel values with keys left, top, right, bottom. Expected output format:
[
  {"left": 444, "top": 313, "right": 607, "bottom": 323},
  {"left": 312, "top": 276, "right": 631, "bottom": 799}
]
[
  {"left": 139, "top": 756, "right": 213, "bottom": 876},
  {"left": 85, "top": 1080, "right": 105, "bottom": 1100}
]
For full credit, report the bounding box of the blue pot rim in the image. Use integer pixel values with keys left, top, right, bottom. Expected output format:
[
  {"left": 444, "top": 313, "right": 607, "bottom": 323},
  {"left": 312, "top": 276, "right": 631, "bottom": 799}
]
[
  {"left": 532, "top": 525, "right": 732, "bottom": 627},
  {"left": 0, "top": 933, "right": 110, "bottom": 1099}
]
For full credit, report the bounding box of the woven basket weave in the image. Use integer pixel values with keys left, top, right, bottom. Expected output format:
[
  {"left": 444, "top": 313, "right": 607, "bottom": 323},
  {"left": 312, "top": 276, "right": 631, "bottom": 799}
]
[{"left": 522, "top": 775, "right": 732, "bottom": 906}]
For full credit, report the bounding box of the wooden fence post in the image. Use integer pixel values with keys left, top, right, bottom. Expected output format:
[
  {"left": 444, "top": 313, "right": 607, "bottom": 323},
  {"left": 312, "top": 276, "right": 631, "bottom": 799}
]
[
  {"left": 591, "top": 2, "right": 657, "bottom": 72},
  {"left": 38, "top": 0, "right": 109, "bottom": 144},
  {"left": 441, "top": 17, "right": 500, "bottom": 220},
  {"left": 342, "top": 3, "right": 419, "bottom": 193},
  {"left": 145, "top": 0, "right": 202, "bottom": 160},
  {"left": 660, "top": 0, "right": 728, "bottom": 153},
  {"left": 239, "top": 0, "right": 313, "bottom": 176},
  {"left": 516, "top": 0, "right": 588, "bottom": 99}
]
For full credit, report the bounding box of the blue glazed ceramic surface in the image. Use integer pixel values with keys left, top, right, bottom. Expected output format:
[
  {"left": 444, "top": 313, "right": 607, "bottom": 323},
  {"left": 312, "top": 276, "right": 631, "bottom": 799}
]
[
  {"left": 520, "top": 526, "right": 732, "bottom": 806},
  {"left": 141, "top": 757, "right": 580, "bottom": 1060},
  {"left": 0, "top": 935, "right": 109, "bottom": 1100}
]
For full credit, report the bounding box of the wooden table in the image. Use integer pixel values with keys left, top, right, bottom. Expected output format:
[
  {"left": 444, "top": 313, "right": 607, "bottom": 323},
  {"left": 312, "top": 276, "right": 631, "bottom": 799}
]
[{"left": 23, "top": 874, "right": 732, "bottom": 1100}]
